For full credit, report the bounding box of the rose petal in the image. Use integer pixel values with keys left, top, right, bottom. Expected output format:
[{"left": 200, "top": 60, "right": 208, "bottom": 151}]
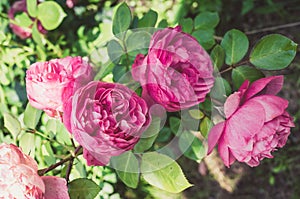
[
  {"left": 224, "top": 92, "right": 241, "bottom": 118},
  {"left": 225, "top": 100, "right": 265, "bottom": 149},
  {"left": 244, "top": 76, "right": 283, "bottom": 101},
  {"left": 218, "top": 136, "right": 236, "bottom": 167},
  {"left": 207, "top": 121, "right": 225, "bottom": 155},
  {"left": 251, "top": 95, "right": 288, "bottom": 122},
  {"left": 42, "top": 176, "right": 70, "bottom": 199}
]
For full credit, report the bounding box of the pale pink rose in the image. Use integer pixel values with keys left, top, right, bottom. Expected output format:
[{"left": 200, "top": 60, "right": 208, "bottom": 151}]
[
  {"left": 63, "top": 81, "right": 151, "bottom": 166},
  {"left": 208, "top": 76, "right": 294, "bottom": 167},
  {"left": 0, "top": 143, "right": 70, "bottom": 199},
  {"left": 8, "top": 0, "right": 46, "bottom": 39},
  {"left": 132, "top": 26, "right": 214, "bottom": 112},
  {"left": 26, "top": 56, "right": 94, "bottom": 118}
]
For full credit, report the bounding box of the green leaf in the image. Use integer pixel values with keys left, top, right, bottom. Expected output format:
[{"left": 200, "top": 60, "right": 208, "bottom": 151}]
[
  {"left": 32, "top": 22, "right": 44, "bottom": 49},
  {"left": 23, "top": 103, "right": 42, "bottom": 129},
  {"left": 14, "top": 12, "right": 33, "bottom": 27},
  {"left": 138, "top": 9, "right": 158, "bottom": 28},
  {"left": 111, "top": 151, "right": 139, "bottom": 188},
  {"left": 169, "top": 117, "right": 182, "bottom": 136},
  {"left": 200, "top": 117, "right": 213, "bottom": 138},
  {"left": 194, "top": 12, "right": 220, "bottom": 30},
  {"left": 3, "top": 112, "right": 21, "bottom": 139},
  {"left": 158, "top": 19, "right": 168, "bottom": 28},
  {"left": 126, "top": 31, "right": 151, "bottom": 57},
  {"left": 178, "top": 131, "right": 206, "bottom": 162},
  {"left": 221, "top": 29, "right": 249, "bottom": 65},
  {"left": 232, "top": 65, "right": 265, "bottom": 89},
  {"left": 19, "top": 133, "right": 35, "bottom": 157},
  {"left": 241, "top": 0, "right": 254, "bottom": 15},
  {"left": 112, "top": 3, "right": 132, "bottom": 36},
  {"left": 112, "top": 65, "right": 127, "bottom": 82},
  {"left": 188, "top": 109, "right": 204, "bottom": 120},
  {"left": 134, "top": 116, "right": 161, "bottom": 153},
  {"left": 179, "top": 18, "right": 193, "bottom": 34},
  {"left": 210, "top": 77, "right": 231, "bottom": 102},
  {"left": 107, "top": 39, "right": 124, "bottom": 64},
  {"left": 192, "top": 29, "right": 215, "bottom": 50},
  {"left": 210, "top": 44, "right": 225, "bottom": 70},
  {"left": 141, "top": 152, "right": 192, "bottom": 193},
  {"left": 26, "top": 0, "right": 37, "bottom": 17},
  {"left": 68, "top": 178, "right": 101, "bottom": 199},
  {"left": 249, "top": 34, "right": 297, "bottom": 70},
  {"left": 37, "top": 1, "right": 66, "bottom": 30}
]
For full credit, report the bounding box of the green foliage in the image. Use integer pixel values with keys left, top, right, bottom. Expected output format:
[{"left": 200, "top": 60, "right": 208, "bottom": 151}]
[
  {"left": 210, "top": 77, "right": 232, "bottom": 102},
  {"left": 23, "top": 103, "right": 42, "bottom": 129},
  {"left": 112, "top": 3, "right": 132, "bottom": 36},
  {"left": 194, "top": 12, "right": 220, "bottom": 30},
  {"left": 68, "top": 178, "right": 101, "bottom": 199},
  {"left": 3, "top": 112, "right": 21, "bottom": 140},
  {"left": 250, "top": 34, "right": 297, "bottom": 70},
  {"left": 221, "top": 29, "right": 249, "bottom": 65},
  {"left": 107, "top": 39, "right": 124, "bottom": 64},
  {"left": 26, "top": 0, "right": 37, "bottom": 17},
  {"left": 111, "top": 151, "right": 139, "bottom": 188},
  {"left": 138, "top": 9, "right": 158, "bottom": 28},
  {"left": 141, "top": 152, "right": 192, "bottom": 193},
  {"left": 210, "top": 44, "right": 225, "bottom": 70},
  {"left": 134, "top": 117, "right": 161, "bottom": 153},
  {"left": 178, "top": 131, "right": 206, "bottom": 162},
  {"left": 37, "top": 1, "right": 66, "bottom": 30},
  {"left": 232, "top": 65, "right": 265, "bottom": 89}
]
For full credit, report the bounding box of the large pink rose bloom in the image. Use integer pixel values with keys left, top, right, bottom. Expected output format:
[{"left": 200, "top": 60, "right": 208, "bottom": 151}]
[
  {"left": 208, "top": 76, "right": 294, "bottom": 167},
  {"left": 8, "top": 0, "right": 46, "bottom": 39},
  {"left": 63, "top": 81, "right": 151, "bottom": 166},
  {"left": 132, "top": 26, "right": 214, "bottom": 112},
  {"left": 0, "top": 143, "right": 69, "bottom": 199},
  {"left": 26, "top": 56, "right": 94, "bottom": 118}
]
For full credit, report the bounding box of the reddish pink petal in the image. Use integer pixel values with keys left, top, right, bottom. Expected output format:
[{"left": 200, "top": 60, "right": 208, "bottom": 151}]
[
  {"left": 244, "top": 76, "right": 283, "bottom": 101},
  {"left": 224, "top": 92, "right": 241, "bottom": 118},
  {"left": 251, "top": 95, "right": 288, "bottom": 122},
  {"left": 42, "top": 176, "right": 70, "bottom": 199},
  {"left": 238, "top": 79, "right": 250, "bottom": 92},
  {"left": 225, "top": 100, "right": 265, "bottom": 149},
  {"left": 207, "top": 122, "right": 225, "bottom": 154},
  {"left": 218, "top": 136, "right": 236, "bottom": 167}
]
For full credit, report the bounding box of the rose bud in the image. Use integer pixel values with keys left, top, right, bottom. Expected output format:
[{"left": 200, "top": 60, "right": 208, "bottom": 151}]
[
  {"left": 132, "top": 26, "right": 214, "bottom": 112},
  {"left": 26, "top": 56, "right": 94, "bottom": 118},
  {"left": 63, "top": 81, "right": 151, "bottom": 166},
  {"left": 207, "top": 76, "right": 294, "bottom": 167},
  {"left": 8, "top": 0, "right": 46, "bottom": 39}
]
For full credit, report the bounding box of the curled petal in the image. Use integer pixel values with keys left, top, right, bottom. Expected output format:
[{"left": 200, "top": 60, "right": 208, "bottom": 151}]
[
  {"left": 244, "top": 76, "right": 283, "bottom": 101},
  {"left": 207, "top": 121, "right": 225, "bottom": 155}
]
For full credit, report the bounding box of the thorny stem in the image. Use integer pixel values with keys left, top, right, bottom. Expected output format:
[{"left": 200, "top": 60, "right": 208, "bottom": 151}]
[{"left": 38, "top": 146, "right": 83, "bottom": 176}]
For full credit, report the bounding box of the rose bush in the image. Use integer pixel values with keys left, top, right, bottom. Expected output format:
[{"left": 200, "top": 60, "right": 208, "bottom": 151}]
[
  {"left": 63, "top": 81, "right": 151, "bottom": 166},
  {"left": 8, "top": 0, "right": 46, "bottom": 39},
  {"left": 0, "top": 143, "right": 69, "bottom": 199},
  {"left": 208, "top": 76, "right": 295, "bottom": 167},
  {"left": 26, "top": 56, "right": 94, "bottom": 118},
  {"left": 132, "top": 26, "right": 215, "bottom": 112}
]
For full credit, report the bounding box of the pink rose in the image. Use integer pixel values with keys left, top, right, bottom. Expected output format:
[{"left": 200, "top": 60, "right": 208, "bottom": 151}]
[
  {"left": 0, "top": 143, "right": 69, "bottom": 199},
  {"left": 66, "top": 0, "right": 77, "bottom": 8},
  {"left": 208, "top": 76, "right": 294, "bottom": 167},
  {"left": 8, "top": 0, "right": 46, "bottom": 39},
  {"left": 63, "top": 81, "right": 151, "bottom": 166},
  {"left": 132, "top": 26, "right": 214, "bottom": 112},
  {"left": 26, "top": 56, "right": 94, "bottom": 118}
]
